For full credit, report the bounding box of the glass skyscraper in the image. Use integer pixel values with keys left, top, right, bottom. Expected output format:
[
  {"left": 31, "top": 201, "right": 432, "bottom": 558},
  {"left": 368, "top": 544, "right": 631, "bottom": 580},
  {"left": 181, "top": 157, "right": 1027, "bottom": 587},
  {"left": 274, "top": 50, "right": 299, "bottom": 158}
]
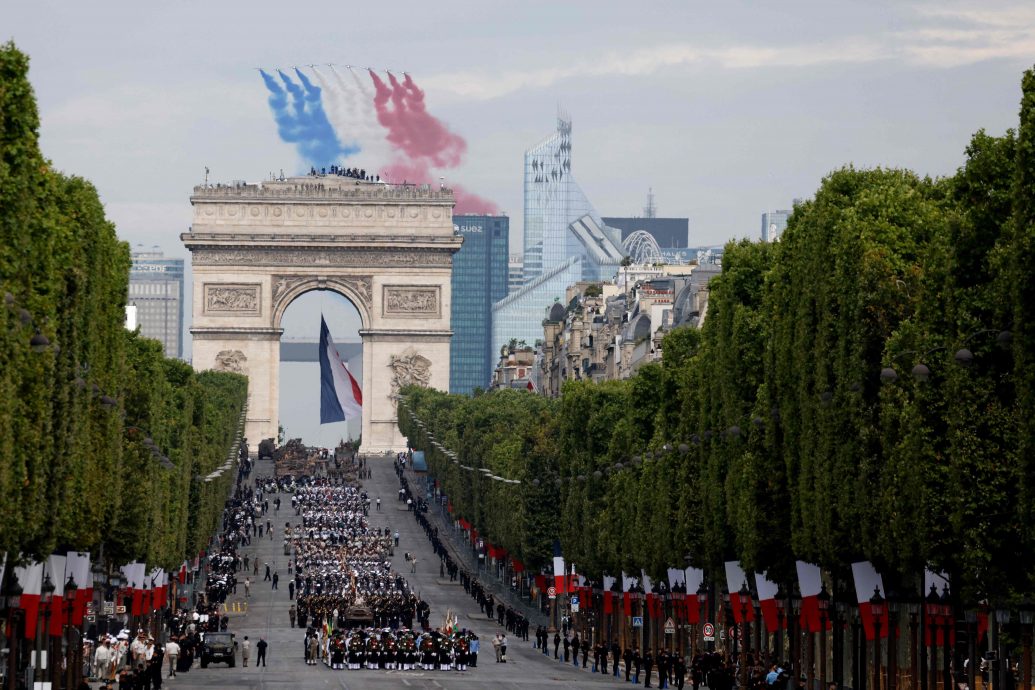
[
  {"left": 492, "top": 116, "right": 624, "bottom": 357},
  {"left": 128, "top": 248, "right": 185, "bottom": 358},
  {"left": 450, "top": 215, "right": 510, "bottom": 394},
  {"left": 761, "top": 209, "right": 791, "bottom": 242}
]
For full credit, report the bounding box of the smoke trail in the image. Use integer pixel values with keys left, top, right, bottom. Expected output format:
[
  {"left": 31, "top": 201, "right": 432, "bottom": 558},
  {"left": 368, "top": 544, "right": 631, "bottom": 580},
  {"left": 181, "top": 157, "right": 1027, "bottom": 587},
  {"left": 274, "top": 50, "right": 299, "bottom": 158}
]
[
  {"left": 325, "top": 65, "right": 393, "bottom": 169},
  {"left": 258, "top": 68, "right": 358, "bottom": 169},
  {"left": 379, "top": 160, "right": 499, "bottom": 214},
  {"left": 370, "top": 71, "right": 466, "bottom": 167}
]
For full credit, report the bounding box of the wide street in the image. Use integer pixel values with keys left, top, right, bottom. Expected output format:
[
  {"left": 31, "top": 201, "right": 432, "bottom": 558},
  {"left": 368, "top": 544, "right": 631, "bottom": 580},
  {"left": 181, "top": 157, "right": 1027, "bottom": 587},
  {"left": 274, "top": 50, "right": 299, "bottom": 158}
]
[{"left": 162, "top": 454, "right": 624, "bottom": 690}]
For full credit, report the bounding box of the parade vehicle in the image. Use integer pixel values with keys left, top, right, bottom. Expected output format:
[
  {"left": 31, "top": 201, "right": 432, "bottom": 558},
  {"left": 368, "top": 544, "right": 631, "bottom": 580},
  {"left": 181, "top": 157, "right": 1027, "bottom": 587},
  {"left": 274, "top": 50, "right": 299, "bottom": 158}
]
[{"left": 200, "top": 631, "right": 237, "bottom": 668}]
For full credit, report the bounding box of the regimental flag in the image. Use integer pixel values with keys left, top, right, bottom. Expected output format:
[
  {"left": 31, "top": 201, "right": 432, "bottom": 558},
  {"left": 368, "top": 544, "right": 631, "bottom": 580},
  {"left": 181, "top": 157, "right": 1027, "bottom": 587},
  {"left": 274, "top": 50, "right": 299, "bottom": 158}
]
[
  {"left": 66, "top": 552, "right": 92, "bottom": 626},
  {"left": 851, "top": 561, "right": 889, "bottom": 640},
  {"left": 319, "top": 315, "right": 362, "bottom": 424},
  {"left": 14, "top": 560, "right": 44, "bottom": 640}
]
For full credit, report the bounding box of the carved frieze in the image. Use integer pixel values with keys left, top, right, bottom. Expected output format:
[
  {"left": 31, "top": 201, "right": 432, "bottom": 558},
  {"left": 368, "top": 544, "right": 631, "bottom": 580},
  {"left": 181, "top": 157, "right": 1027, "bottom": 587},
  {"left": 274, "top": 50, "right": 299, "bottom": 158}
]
[
  {"left": 272, "top": 274, "right": 373, "bottom": 310},
  {"left": 190, "top": 248, "right": 452, "bottom": 268},
  {"left": 388, "top": 348, "right": 432, "bottom": 402},
  {"left": 204, "top": 284, "right": 260, "bottom": 315},
  {"left": 383, "top": 286, "right": 440, "bottom": 318},
  {"left": 214, "top": 350, "right": 248, "bottom": 374}
]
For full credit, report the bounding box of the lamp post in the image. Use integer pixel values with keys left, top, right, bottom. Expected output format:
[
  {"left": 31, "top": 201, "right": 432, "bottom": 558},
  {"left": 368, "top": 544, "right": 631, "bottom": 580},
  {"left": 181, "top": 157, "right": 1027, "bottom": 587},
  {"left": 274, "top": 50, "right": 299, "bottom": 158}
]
[
  {"left": 870, "top": 587, "right": 885, "bottom": 690},
  {"left": 940, "top": 588, "right": 952, "bottom": 690},
  {"left": 63, "top": 574, "right": 78, "bottom": 690},
  {"left": 37, "top": 574, "right": 54, "bottom": 687},
  {"left": 776, "top": 590, "right": 786, "bottom": 663},
  {"left": 994, "top": 607, "right": 1010, "bottom": 690},
  {"left": 886, "top": 594, "right": 899, "bottom": 690},
  {"left": 818, "top": 584, "right": 831, "bottom": 689},
  {"left": 697, "top": 581, "right": 710, "bottom": 654},
  {"left": 3, "top": 568, "right": 23, "bottom": 690},
  {"left": 925, "top": 585, "right": 940, "bottom": 690},
  {"left": 739, "top": 581, "right": 751, "bottom": 690}
]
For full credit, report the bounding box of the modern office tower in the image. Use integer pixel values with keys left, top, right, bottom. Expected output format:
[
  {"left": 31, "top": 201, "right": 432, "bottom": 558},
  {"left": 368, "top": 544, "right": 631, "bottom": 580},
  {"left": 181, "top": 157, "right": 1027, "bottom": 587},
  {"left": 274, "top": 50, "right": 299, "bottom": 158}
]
[
  {"left": 450, "top": 215, "right": 510, "bottom": 394},
  {"left": 508, "top": 254, "right": 524, "bottom": 294},
  {"left": 492, "top": 116, "right": 625, "bottom": 357},
  {"left": 761, "top": 209, "right": 791, "bottom": 242},
  {"left": 127, "top": 247, "right": 185, "bottom": 358}
]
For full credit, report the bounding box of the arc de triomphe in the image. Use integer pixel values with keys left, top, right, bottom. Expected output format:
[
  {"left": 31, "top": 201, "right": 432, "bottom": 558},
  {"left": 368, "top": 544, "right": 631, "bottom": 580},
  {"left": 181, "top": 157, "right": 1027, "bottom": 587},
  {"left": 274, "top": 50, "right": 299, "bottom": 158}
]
[{"left": 181, "top": 176, "right": 460, "bottom": 454}]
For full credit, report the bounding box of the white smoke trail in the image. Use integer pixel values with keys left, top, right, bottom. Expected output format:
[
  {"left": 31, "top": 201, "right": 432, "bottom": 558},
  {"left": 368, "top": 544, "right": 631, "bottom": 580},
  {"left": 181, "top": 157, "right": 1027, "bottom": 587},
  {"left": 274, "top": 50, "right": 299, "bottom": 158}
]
[
  {"left": 309, "top": 66, "right": 352, "bottom": 146},
  {"left": 317, "top": 65, "right": 392, "bottom": 171}
]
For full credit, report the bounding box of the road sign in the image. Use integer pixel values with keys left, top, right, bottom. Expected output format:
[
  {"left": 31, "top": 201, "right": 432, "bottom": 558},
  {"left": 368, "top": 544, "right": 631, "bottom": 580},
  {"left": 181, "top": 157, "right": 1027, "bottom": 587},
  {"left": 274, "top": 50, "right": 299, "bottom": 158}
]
[
  {"left": 571, "top": 595, "right": 579, "bottom": 612},
  {"left": 703, "top": 622, "right": 715, "bottom": 641},
  {"left": 632, "top": 616, "right": 644, "bottom": 628},
  {"left": 102, "top": 601, "right": 114, "bottom": 615},
  {"left": 548, "top": 586, "right": 557, "bottom": 599},
  {"left": 664, "top": 617, "right": 676, "bottom": 635},
  {"left": 728, "top": 626, "right": 738, "bottom": 640}
]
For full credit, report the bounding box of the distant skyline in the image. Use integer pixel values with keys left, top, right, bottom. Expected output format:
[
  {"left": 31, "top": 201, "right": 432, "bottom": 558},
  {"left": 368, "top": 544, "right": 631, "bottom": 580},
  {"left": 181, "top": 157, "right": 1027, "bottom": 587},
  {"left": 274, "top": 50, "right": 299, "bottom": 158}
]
[{"left": 6, "top": 1, "right": 1033, "bottom": 260}]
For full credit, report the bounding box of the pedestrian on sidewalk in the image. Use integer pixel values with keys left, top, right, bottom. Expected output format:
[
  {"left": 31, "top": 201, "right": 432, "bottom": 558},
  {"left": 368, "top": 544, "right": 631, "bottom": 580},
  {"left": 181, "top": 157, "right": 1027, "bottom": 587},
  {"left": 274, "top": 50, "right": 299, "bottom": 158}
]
[
  {"left": 553, "top": 632, "right": 560, "bottom": 659},
  {"left": 241, "top": 637, "right": 251, "bottom": 667},
  {"left": 244, "top": 578, "right": 251, "bottom": 598},
  {"left": 288, "top": 579, "right": 295, "bottom": 599},
  {"left": 272, "top": 572, "right": 279, "bottom": 590},
  {"left": 164, "top": 638, "right": 179, "bottom": 678},
  {"left": 256, "top": 638, "right": 268, "bottom": 667},
  {"left": 264, "top": 563, "right": 271, "bottom": 581},
  {"left": 288, "top": 604, "right": 296, "bottom": 628},
  {"left": 394, "top": 530, "right": 399, "bottom": 546},
  {"left": 376, "top": 497, "right": 381, "bottom": 511},
  {"left": 410, "top": 557, "right": 418, "bottom": 574},
  {"left": 492, "top": 634, "right": 502, "bottom": 663}
]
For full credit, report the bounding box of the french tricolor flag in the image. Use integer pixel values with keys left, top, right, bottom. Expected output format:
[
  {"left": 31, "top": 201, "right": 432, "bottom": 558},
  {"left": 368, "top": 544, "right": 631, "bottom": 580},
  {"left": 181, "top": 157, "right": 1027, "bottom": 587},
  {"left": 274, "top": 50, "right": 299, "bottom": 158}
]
[
  {"left": 319, "top": 315, "right": 362, "bottom": 424},
  {"left": 66, "top": 552, "right": 92, "bottom": 627},
  {"left": 552, "top": 540, "right": 567, "bottom": 595},
  {"left": 797, "top": 560, "right": 827, "bottom": 633},
  {"left": 851, "top": 560, "right": 889, "bottom": 640}
]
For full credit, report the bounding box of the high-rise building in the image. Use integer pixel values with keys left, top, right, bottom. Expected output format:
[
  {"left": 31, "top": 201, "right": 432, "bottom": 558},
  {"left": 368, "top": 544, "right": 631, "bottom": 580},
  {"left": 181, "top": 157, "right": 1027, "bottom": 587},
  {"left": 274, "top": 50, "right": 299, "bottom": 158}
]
[
  {"left": 128, "top": 247, "right": 185, "bottom": 359},
  {"left": 601, "top": 216, "right": 690, "bottom": 249},
  {"left": 450, "top": 215, "right": 510, "bottom": 395},
  {"left": 508, "top": 254, "right": 524, "bottom": 294},
  {"left": 492, "top": 116, "right": 625, "bottom": 356},
  {"left": 761, "top": 209, "right": 791, "bottom": 242}
]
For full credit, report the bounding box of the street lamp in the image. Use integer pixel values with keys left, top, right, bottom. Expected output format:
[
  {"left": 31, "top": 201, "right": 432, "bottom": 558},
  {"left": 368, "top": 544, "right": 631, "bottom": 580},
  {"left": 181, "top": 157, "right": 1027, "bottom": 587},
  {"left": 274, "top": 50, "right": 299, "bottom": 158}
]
[
  {"left": 965, "top": 609, "right": 978, "bottom": 690},
  {"left": 925, "top": 584, "right": 941, "bottom": 690},
  {"left": 886, "top": 591, "right": 900, "bottom": 690},
  {"left": 775, "top": 588, "right": 786, "bottom": 661},
  {"left": 63, "top": 574, "right": 78, "bottom": 690},
  {"left": 739, "top": 581, "right": 751, "bottom": 690},
  {"left": 697, "top": 581, "right": 710, "bottom": 652},
  {"left": 818, "top": 584, "right": 831, "bottom": 688},
  {"left": 38, "top": 574, "right": 55, "bottom": 687},
  {"left": 870, "top": 587, "right": 885, "bottom": 690}
]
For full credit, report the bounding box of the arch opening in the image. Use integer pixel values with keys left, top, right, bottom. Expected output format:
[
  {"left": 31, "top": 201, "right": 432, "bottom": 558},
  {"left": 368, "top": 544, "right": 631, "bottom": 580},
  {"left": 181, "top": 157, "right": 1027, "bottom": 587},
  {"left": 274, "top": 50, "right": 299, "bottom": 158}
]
[{"left": 278, "top": 289, "right": 363, "bottom": 449}]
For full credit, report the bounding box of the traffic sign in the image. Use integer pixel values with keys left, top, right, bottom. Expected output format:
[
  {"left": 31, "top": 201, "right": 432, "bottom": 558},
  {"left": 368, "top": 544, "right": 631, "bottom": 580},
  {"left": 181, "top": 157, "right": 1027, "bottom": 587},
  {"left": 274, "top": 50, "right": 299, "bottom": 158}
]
[
  {"left": 703, "top": 622, "right": 715, "bottom": 641},
  {"left": 632, "top": 616, "right": 644, "bottom": 627},
  {"left": 728, "top": 627, "right": 738, "bottom": 640},
  {"left": 571, "top": 595, "right": 579, "bottom": 610},
  {"left": 548, "top": 586, "right": 557, "bottom": 599},
  {"left": 664, "top": 617, "right": 676, "bottom": 635}
]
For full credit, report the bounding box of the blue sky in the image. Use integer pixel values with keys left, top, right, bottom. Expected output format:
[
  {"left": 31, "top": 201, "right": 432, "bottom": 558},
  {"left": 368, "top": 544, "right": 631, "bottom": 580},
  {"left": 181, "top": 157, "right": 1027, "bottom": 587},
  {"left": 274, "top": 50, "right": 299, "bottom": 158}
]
[{"left": 6, "top": 0, "right": 1033, "bottom": 255}]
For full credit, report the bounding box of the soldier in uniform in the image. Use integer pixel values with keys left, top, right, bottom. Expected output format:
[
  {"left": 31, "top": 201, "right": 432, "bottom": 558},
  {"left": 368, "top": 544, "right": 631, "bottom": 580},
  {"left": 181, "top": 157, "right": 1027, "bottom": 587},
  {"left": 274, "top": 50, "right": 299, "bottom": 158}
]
[
  {"left": 625, "top": 645, "right": 635, "bottom": 681},
  {"left": 643, "top": 648, "right": 655, "bottom": 688}
]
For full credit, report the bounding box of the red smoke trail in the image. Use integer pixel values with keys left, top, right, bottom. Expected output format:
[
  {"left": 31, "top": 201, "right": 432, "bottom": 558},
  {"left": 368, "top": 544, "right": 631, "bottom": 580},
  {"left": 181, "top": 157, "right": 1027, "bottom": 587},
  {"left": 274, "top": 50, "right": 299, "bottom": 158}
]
[
  {"left": 381, "top": 160, "right": 499, "bottom": 215},
  {"left": 369, "top": 70, "right": 497, "bottom": 214}
]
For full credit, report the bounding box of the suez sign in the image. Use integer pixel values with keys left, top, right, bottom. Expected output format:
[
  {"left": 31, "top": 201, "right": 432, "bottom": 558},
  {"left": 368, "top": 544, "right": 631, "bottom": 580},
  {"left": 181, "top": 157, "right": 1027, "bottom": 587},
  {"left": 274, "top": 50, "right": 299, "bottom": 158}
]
[
  {"left": 454, "top": 224, "right": 484, "bottom": 234},
  {"left": 133, "top": 264, "right": 167, "bottom": 272}
]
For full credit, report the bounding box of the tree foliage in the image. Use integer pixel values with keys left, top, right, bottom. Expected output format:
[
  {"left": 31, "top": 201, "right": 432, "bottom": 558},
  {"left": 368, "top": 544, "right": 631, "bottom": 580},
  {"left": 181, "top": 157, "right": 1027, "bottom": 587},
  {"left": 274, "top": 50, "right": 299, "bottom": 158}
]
[{"left": 0, "top": 43, "right": 246, "bottom": 569}]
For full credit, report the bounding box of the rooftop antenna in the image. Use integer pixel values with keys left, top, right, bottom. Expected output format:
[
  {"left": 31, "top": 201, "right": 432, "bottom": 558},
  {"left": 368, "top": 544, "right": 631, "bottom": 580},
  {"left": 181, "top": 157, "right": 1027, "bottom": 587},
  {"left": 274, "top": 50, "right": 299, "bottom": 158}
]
[
  {"left": 204, "top": 166, "right": 209, "bottom": 187},
  {"left": 643, "top": 188, "right": 657, "bottom": 219}
]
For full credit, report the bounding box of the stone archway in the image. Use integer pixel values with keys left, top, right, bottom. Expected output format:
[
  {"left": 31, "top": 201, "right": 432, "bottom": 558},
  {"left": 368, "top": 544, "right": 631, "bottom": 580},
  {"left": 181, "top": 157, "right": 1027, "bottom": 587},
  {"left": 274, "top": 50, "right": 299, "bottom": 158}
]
[{"left": 183, "top": 177, "right": 460, "bottom": 454}]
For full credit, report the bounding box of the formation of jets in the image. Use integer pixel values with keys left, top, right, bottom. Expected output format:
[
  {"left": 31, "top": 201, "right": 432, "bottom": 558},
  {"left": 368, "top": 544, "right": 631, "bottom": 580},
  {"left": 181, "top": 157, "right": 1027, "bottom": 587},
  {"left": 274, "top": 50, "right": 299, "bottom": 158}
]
[{"left": 254, "top": 64, "right": 409, "bottom": 74}]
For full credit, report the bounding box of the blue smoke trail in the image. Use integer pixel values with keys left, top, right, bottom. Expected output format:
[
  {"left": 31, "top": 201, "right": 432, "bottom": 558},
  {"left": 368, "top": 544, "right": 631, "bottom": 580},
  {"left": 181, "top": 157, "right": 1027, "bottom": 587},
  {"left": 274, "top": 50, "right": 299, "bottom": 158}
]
[{"left": 258, "top": 69, "right": 359, "bottom": 169}]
